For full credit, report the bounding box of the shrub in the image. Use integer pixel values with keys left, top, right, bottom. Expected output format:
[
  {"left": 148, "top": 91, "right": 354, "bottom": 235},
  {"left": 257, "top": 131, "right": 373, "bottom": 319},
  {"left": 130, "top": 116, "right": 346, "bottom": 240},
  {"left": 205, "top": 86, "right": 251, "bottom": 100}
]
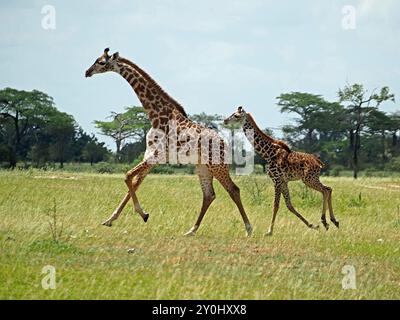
[
  {"left": 364, "top": 168, "right": 375, "bottom": 177},
  {"left": 384, "top": 157, "right": 400, "bottom": 172},
  {"left": 152, "top": 165, "right": 175, "bottom": 174},
  {"left": 96, "top": 162, "right": 115, "bottom": 174},
  {"left": 330, "top": 165, "right": 345, "bottom": 177}
]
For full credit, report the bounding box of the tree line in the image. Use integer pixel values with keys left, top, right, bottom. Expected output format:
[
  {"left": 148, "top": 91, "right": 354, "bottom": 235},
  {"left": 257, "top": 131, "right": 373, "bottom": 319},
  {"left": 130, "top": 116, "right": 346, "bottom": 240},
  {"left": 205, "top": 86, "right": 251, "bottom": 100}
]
[
  {"left": 0, "top": 88, "right": 110, "bottom": 168},
  {"left": 1, "top": 84, "right": 399, "bottom": 177},
  {"left": 277, "top": 84, "right": 398, "bottom": 178}
]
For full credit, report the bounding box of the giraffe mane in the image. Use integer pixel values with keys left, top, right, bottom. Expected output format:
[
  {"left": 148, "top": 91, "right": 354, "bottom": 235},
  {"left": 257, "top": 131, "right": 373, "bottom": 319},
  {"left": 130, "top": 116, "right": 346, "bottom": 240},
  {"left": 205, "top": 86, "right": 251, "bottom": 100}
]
[
  {"left": 246, "top": 113, "right": 291, "bottom": 153},
  {"left": 119, "top": 57, "right": 188, "bottom": 118}
]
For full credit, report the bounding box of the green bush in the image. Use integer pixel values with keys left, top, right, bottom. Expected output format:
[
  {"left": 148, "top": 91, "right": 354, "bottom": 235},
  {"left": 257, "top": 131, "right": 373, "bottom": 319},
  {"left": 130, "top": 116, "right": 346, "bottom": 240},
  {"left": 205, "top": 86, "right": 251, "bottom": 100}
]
[
  {"left": 364, "top": 168, "right": 375, "bottom": 177},
  {"left": 96, "top": 162, "right": 115, "bottom": 174},
  {"left": 253, "top": 164, "right": 265, "bottom": 175},
  {"left": 329, "top": 165, "right": 345, "bottom": 177},
  {"left": 152, "top": 165, "right": 175, "bottom": 174},
  {"left": 385, "top": 157, "right": 400, "bottom": 172}
]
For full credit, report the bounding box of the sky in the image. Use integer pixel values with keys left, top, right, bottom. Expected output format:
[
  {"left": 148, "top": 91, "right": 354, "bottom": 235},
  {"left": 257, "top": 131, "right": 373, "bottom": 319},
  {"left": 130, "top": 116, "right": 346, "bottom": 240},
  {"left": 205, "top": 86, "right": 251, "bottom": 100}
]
[{"left": 1, "top": 0, "right": 399, "bottom": 149}]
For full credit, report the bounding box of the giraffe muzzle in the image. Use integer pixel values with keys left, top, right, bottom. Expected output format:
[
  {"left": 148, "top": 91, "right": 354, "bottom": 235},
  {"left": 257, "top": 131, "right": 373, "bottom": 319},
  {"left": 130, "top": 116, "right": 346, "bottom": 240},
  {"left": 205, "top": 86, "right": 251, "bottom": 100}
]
[{"left": 85, "top": 69, "right": 93, "bottom": 78}]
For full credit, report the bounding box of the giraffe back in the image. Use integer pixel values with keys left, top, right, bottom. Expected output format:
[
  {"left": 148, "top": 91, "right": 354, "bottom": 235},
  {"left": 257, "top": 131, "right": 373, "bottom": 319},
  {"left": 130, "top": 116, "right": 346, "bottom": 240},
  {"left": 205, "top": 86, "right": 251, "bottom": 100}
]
[
  {"left": 273, "top": 151, "right": 325, "bottom": 181},
  {"left": 144, "top": 110, "right": 227, "bottom": 165}
]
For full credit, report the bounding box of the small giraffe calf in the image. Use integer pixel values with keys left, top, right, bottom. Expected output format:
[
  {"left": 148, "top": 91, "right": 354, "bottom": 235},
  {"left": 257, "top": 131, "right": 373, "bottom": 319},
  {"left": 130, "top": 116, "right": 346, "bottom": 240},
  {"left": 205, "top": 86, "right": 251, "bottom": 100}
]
[{"left": 224, "top": 106, "right": 340, "bottom": 235}]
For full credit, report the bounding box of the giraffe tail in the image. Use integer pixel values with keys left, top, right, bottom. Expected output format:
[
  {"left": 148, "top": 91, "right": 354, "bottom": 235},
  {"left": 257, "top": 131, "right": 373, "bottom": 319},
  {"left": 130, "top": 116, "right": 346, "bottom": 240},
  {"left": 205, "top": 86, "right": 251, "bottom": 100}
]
[{"left": 313, "top": 155, "right": 325, "bottom": 169}]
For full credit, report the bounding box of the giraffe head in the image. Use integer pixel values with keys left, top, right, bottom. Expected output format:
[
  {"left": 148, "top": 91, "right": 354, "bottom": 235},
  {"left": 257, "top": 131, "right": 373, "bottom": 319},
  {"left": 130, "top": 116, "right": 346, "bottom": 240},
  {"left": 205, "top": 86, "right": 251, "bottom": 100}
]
[
  {"left": 224, "top": 106, "right": 246, "bottom": 125},
  {"left": 85, "top": 48, "right": 120, "bottom": 78}
]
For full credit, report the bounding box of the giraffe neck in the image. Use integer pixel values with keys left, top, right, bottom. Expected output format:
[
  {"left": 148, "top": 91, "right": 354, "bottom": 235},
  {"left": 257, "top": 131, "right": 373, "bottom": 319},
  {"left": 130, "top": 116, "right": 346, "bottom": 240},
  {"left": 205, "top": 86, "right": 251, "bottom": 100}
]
[
  {"left": 242, "top": 113, "right": 278, "bottom": 163},
  {"left": 115, "top": 57, "right": 188, "bottom": 129}
]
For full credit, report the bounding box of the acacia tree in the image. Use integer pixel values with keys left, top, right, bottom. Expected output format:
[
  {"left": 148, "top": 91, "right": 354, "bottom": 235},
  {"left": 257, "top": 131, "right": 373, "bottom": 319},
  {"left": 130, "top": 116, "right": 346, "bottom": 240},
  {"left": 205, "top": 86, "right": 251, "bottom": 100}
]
[
  {"left": 388, "top": 112, "right": 400, "bottom": 153},
  {"left": 277, "top": 92, "right": 346, "bottom": 153},
  {"left": 277, "top": 93, "right": 326, "bottom": 152},
  {"left": 47, "top": 112, "right": 76, "bottom": 168},
  {"left": 94, "top": 106, "right": 150, "bottom": 162},
  {"left": 25, "top": 110, "right": 77, "bottom": 168},
  {"left": 82, "top": 134, "right": 109, "bottom": 166},
  {"left": 338, "top": 84, "right": 395, "bottom": 179},
  {"left": 365, "top": 110, "right": 394, "bottom": 164},
  {"left": 0, "top": 88, "right": 57, "bottom": 168}
]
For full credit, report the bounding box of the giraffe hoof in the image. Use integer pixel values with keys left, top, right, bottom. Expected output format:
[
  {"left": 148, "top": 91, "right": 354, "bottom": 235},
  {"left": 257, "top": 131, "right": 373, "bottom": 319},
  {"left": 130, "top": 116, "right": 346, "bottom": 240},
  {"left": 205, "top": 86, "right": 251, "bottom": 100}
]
[
  {"left": 310, "top": 224, "right": 319, "bottom": 230},
  {"left": 331, "top": 220, "right": 340, "bottom": 228},
  {"left": 246, "top": 224, "right": 253, "bottom": 237},
  {"left": 184, "top": 226, "right": 197, "bottom": 237},
  {"left": 184, "top": 230, "right": 196, "bottom": 237},
  {"left": 265, "top": 231, "right": 273, "bottom": 237},
  {"left": 322, "top": 221, "right": 329, "bottom": 231},
  {"left": 102, "top": 220, "right": 113, "bottom": 227},
  {"left": 143, "top": 213, "right": 149, "bottom": 223}
]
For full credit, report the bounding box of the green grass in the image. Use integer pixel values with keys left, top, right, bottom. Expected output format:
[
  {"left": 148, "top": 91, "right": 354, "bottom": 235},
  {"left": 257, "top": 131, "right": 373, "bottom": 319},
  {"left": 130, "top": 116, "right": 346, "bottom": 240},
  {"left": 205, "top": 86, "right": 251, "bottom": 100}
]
[{"left": 0, "top": 170, "right": 399, "bottom": 299}]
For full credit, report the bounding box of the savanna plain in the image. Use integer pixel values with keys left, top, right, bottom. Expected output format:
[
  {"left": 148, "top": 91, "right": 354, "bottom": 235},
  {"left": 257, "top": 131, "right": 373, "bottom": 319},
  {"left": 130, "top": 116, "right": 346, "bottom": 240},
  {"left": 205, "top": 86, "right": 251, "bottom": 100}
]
[{"left": 0, "top": 171, "right": 399, "bottom": 299}]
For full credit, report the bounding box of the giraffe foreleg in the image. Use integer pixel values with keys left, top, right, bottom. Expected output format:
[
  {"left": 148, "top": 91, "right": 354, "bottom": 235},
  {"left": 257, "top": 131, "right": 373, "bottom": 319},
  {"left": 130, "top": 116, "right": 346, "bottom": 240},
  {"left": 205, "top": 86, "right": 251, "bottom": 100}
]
[
  {"left": 102, "top": 192, "right": 130, "bottom": 227},
  {"left": 102, "top": 160, "right": 153, "bottom": 227},
  {"left": 266, "top": 183, "right": 282, "bottom": 236},
  {"left": 125, "top": 161, "right": 153, "bottom": 222}
]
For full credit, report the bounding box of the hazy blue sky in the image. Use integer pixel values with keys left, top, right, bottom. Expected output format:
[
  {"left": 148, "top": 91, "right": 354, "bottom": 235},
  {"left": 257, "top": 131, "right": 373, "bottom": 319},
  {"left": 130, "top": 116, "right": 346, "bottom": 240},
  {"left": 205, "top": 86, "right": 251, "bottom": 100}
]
[{"left": 1, "top": 0, "right": 399, "bottom": 149}]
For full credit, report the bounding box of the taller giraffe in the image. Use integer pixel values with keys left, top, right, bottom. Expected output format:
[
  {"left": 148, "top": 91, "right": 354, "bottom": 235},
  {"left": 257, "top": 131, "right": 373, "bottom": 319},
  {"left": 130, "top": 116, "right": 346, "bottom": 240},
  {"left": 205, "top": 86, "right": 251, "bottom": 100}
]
[
  {"left": 224, "top": 106, "right": 339, "bottom": 235},
  {"left": 85, "top": 48, "right": 253, "bottom": 237}
]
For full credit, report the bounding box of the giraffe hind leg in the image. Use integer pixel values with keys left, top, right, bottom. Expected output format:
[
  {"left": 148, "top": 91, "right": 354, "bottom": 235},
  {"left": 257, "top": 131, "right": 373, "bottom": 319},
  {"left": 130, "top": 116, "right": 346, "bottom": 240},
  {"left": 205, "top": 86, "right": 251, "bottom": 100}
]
[
  {"left": 321, "top": 195, "right": 329, "bottom": 231},
  {"left": 212, "top": 165, "right": 253, "bottom": 237},
  {"left": 266, "top": 183, "right": 282, "bottom": 236},
  {"left": 281, "top": 183, "right": 319, "bottom": 230},
  {"left": 302, "top": 178, "right": 330, "bottom": 231},
  {"left": 326, "top": 187, "right": 339, "bottom": 228},
  {"left": 184, "top": 165, "right": 216, "bottom": 236}
]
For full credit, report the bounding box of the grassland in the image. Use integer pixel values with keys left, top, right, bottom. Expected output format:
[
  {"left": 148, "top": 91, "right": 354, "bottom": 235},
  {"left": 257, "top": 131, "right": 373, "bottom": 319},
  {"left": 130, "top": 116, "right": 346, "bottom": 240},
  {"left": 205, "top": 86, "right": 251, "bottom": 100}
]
[{"left": 0, "top": 170, "right": 399, "bottom": 299}]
